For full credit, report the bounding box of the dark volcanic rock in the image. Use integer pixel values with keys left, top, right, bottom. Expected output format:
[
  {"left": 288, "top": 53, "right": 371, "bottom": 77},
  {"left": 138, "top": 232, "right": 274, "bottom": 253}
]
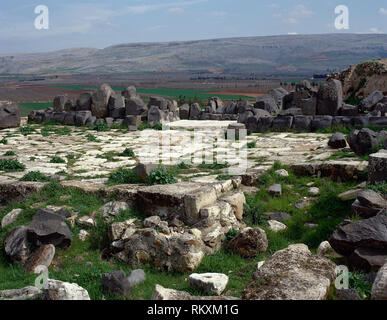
[
  {"left": 316, "top": 79, "right": 343, "bottom": 116},
  {"left": 76, "top": 92, "right": 92, "bottom": 111},
  {"left": 255, "top": 94, "right": 279, "bottom": 114},
  {"left": 329, "top": 212, "right": 387, "bottom": 271},
  {"left": 340, "top": 104, "right": 359, "bottom": 116},
  {"left": 189, "top": 103, "right": 202, "bottom": 120},
  {"left": 359, "top": 91, "right": 384, "bottom": 112},
  {"left": 271, "top": 116, "right": 293, "bottom": 132},
  {"left": 357, "top": 190, "right": 387, "bottom": 210},
  {"left": 179, "top": 104, "right": 190, "bottom": 120},
  {"left": 328, "top": 132, "right": 347, "bottom": 148},
  {"left": 335, "top": 289, "right": 361, "bottom": 300},
  {"left": 27, "top": 209, "right": 73, "bottom": 248},
  {"left": 91, "top": 84, "right": 114, "bottom": 118},
  {"left": 311, "top": 116, "right": 333, "bottom": 131},
  {"left": 0, "top": 102, "right": 21, "bottom": 129},
  {"left": 102, "top": 270, "right": 132, "bottom": 299},
  {"left": 347, "top": 128, "right": 379, "bottom": 155},
  {"left": 4, "top": 226, "right": 34, "bottom": 265},
  {"left": 292, "top": 116, "right": 312, "bottom": 132},
  {"left": 125, "top": 97, "right": 147, "bottom": 116}
]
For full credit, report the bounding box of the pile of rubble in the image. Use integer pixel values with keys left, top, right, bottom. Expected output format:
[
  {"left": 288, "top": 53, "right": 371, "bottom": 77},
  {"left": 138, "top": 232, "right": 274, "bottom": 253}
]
[{"left": 238, "top": 79, "right": 387, "bottom": 133}]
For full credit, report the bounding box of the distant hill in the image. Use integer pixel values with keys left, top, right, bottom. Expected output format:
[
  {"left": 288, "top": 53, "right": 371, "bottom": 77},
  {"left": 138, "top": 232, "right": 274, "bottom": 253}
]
[{"left": 1, "top": 34, "right": 387, "bottom": 75}]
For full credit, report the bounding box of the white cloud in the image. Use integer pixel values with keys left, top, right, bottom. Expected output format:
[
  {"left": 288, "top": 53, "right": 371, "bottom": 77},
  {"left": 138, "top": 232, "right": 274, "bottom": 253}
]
[
  {"left": 369, "top": 27, "right": 383, "bottom": 34},
  {"left": 288, "top": 32, "right": 298, "bottom": 35},
  {"left": 283, "top": 18, "right": 298, "bottom": 24},
  {"left": 168, "top": 7, "right": 185, "bottom": 14},
  {"left": 274, "top": 4, "right": 314, "bottom": 25},
  {"left": 379, "top": 8, "right": 387, "bottom": 15},
  {"left": 291, "top": 4, "right": 314, "bottom": 18},
  {"left": 212, "top": 11, "right": 228, "bottom": 17},
  {"left": 267, "top": 4, "right": 280, "bottom": 9},
  {"left": 146, "top": 25, "right": 165, "bottom": 31},
  {"left": 123, "top": 0, "right": 207, "bottom": 15}
]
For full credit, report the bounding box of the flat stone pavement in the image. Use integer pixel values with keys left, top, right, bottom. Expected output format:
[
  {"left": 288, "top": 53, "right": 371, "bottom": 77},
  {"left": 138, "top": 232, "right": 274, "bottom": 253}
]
[{"left": 0, "top": 121, "right": 361, "bottom": 185}]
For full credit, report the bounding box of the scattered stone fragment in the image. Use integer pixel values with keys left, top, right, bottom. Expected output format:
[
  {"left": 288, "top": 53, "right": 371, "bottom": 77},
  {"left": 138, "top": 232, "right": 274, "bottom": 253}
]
[
  {"left": 0, "top": 286, "right": 42, "bottom": 300},
  {"left": 4, "top": 226, "right": 34, "bottom": 265},
  {"left": 317, "top": 241, "right": 333, "bottom": 257},
  {"left": 304, "top": 223, "right": 318, "bottom": 228},
  {"left": 152, "top": 284, "right": 238, "bottom": 301},
  {"left": 1, "top": 208, "right": 22, "bottom": 228},
  {"left": 335, "top": 289, "right": 361, "bottom": 300},
  {"left": 28, "top": 209, "right": 72, "bottom": 248},
  {"left": 268, "top": 220, "right": 287, "bottom": 232},
  {"left": 42, "top": 279, "right": 90, "bottom": 300},
  {"left": 357, "top": 189, "right": 387, "bottom": 210},
  {"left": 227, "top": 227, "right": 268, "bottom": 258},
  {"left": 264, "top": 212, "right": 291, "bottom": 221},
  {"left": 127, "top": 269, "right": 146, "bottom": 288},
  {"left": 101, "top": 201, "right": 130, "bottom": 220},
  {"left": 329, "top": 212, "right": 387, "bottom": 272},
  {"left": 338, "top": 189, "right": 363, "bottom": 201},
  {"left": 328, "top": 133, "right": 347, "bottom": 149},
  {"left": 109, "top": 220, "right": 136, "bottom": 241},
  {"left": 242, "top": 244, "right": 336, "bottom": 300},
  {"left": 275, "top": 169, "right": 289, "bottom": 177},
  {"left": 76, "top": 215, "right": 95, "bottom": 228},
  {"left": 295, "top": 201, "right": 311, "bottom": 209},
  {"left": 222, "top": 192, "right": 246, "bottom": 221},
  {"left": 268, "top": 184, "right": 282, "bottom": 197},
  {"left": 78, "top": 230, "right": 89, "bottom": 241},
  {"left": 368, "top": 150, "right": 387, "bottom": 185},
  {"left": 24, "top": 244, "right": 55, "bottom": 273},
  {"left": 257, "top": 261, "right": 265, "bottom": 269},
  {"left": 144, "top": 216, "right": 161, "bottom": 228},
  {"left": 102, "top": 270, "right": 132, "bottom": 299},
  {"left": 351, "top": 199, "right": 381, "bottom": 218},
  {"left": 371, "top": 262, "right": 387, "bottom": 300},
  {"left": 189, "top": 273, "right": 229, "bottom": 295},
  {"left": 308, "top": 187, "right": 320, "bottom": 196},
  {"left": 115, "top": 229, "right": 205, "bottom": 273}
]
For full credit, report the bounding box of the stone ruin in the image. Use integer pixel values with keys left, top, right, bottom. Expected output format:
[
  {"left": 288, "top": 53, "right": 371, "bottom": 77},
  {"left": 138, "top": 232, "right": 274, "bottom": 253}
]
[
  {"left": 27, "top": 84, "right": 179, "bottom": 130},
  {"left": 25, "top": 78, "right": 387, "bottom": 134},
  {"left": 238, "top": 79, "right": 387, "bottom": 133}
]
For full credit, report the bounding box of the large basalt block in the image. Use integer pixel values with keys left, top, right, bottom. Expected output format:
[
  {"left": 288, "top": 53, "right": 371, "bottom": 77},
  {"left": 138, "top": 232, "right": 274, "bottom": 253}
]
[
  {"left": 271, "top": 116, "right": 293, "bottom": 132},
  {"left": 300, "top": 97, "right": 317, "bottom": 116},
  {"left": 91, "top": 84, "right": 114, "bottom": 118},
  {"left": 351, "top": 116, "right": 370, "bottom": 129},
  {"left": 257, "top": 116, "right": 273, "bottom": 132},
  {"left": 292, "top": 115, "right": 312, "bottom": 132},
  {"left": 75, "top": 111, "right": 92, "bottom": 126},
  {"left": 245, "top": 116, "right": 259, "bottom": 132},
  {"left": 368, "top": 151, "right": 387, "bottom": 184},
  {"left": 316, "top": 79, "right": 343, "bottom": 116},
  {"left": 0, "top": 102, "right": 21, "bottom": 129},
  {"left": 332, "top": 116, "right": 353, "bottom": 128},
  {"left": 125, "top": 97, "right": 147, "bottom": 116},
  {"left": 311, "top": 116, "right": 333, "bottom": 131},
  {"left": 369, "top": 117, "right": 387, "bottom": 129}
]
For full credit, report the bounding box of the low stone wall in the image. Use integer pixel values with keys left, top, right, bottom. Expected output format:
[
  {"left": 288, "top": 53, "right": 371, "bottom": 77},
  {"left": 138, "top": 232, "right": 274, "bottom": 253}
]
[{"left": 242, "top": 115, "right": 387, "bottom": 133}]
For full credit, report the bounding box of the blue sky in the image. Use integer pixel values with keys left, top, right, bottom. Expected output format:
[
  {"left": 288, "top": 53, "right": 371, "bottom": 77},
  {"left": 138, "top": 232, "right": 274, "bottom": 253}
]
[{"left": 0, "top": 0, "right": 386, "bottom": 53}]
